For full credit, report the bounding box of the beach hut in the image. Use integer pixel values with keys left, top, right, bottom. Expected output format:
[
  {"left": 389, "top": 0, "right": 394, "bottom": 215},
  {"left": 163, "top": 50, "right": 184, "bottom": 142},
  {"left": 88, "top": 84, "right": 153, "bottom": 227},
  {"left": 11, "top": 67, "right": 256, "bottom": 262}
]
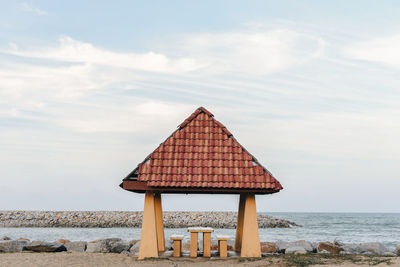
[{"left": 120, "top": 107, "right": 282, "bottom": 259}]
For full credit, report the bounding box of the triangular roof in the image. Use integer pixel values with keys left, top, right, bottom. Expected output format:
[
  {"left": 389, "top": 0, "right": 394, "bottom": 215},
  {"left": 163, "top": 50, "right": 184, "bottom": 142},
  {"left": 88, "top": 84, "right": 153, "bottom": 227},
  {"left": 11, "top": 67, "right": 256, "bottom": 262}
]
[{"left": 121, "top": 107, "right": 282, "bottom": 194}]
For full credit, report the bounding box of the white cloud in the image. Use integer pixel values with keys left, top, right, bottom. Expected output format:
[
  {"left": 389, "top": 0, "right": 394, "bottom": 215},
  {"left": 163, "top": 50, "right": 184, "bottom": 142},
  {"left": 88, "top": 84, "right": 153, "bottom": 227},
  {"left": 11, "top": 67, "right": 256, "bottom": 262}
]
[
  {"left": 19, "top": 2, "right": 47, "bottom": 16},
  {"left": 5, "top": 36, "right": 202, "bottom": 74},
  {"left": 58, "top": 101, "right": 195, "bottom": 133},
  {"left": 346, "top": 34, "right": 400, "bottom": 66},
  {"left": 181, "top": 29, "right": 324, "bottom": 75}
]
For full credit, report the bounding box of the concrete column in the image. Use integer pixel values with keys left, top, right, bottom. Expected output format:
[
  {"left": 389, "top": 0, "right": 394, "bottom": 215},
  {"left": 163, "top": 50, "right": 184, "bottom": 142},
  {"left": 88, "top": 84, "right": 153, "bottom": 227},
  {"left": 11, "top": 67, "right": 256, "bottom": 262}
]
[
  {"left": 138, "top": 191, "right": 159, "bottom": 259},
  {"left": 154, "top": 192, "right": 165, "bottom": 252},
  {"left": 234, "top": 193, "right": 245, "bottom": 252},
  {"left": 240, "top": 194, "right": 261, "bottom": 257}
]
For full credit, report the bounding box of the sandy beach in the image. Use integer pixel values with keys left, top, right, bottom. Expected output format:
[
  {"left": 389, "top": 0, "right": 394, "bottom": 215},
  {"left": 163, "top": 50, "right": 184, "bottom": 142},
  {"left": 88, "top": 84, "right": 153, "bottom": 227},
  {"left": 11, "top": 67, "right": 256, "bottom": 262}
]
[{"left": 0, "top": 252, "right": 399, "bottom": 267}]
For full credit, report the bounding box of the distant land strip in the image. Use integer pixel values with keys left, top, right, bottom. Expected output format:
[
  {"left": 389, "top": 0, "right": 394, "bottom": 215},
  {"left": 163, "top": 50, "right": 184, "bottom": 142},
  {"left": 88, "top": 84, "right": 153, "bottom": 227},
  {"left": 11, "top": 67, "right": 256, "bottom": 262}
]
[{"left": 0, "top": 211, "right": 299, "bottom": 228}]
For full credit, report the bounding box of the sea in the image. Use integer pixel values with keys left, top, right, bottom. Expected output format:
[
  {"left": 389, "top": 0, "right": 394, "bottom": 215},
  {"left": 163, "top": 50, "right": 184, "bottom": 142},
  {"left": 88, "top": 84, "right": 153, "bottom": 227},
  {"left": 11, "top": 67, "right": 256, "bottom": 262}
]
[{"left": 1, "top": 212, "right": 399, "bottom": 249}]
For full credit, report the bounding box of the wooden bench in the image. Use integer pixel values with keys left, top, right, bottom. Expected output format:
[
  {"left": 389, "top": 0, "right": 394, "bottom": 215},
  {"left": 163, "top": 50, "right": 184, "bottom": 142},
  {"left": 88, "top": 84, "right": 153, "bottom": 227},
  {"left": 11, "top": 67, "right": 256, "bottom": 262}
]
[
  {"left": 217, "top": 235, "right": 230, "bottom": 258},
  {"left": 170, "top": 235, "right": 184, "bottom": 257}
]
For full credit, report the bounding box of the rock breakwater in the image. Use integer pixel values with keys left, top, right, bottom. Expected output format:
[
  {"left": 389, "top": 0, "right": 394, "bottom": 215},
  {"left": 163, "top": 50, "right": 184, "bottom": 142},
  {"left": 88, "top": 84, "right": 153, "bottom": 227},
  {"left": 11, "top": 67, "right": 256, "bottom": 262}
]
[
  {"left": 0, "top": 211, "right": 299, "bottom": 228},
  {"left": 1, "top": 237, "right": 399, "bottom": 257}
]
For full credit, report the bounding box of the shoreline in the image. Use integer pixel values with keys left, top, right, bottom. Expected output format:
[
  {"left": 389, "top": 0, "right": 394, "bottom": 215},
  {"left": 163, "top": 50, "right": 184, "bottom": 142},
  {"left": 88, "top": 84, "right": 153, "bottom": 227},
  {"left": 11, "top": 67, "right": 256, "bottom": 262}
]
[{"left": 0, "top": 211, "right": 298, "bottom": 228}]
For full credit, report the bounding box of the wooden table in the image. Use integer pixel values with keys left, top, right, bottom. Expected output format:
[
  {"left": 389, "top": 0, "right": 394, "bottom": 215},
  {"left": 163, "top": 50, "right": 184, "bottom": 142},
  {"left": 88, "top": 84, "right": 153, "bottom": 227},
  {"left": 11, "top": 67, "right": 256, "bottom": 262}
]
[{"left": 187, "top": 227, "right": 214, "bottom": 257}]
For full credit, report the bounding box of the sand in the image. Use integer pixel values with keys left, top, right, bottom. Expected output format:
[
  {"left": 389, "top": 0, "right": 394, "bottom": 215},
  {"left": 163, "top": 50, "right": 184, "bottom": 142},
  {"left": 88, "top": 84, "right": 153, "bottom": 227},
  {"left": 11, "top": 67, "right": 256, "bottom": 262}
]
[{"left": 0, "top": 252, "right": 399, "bottom": 267}]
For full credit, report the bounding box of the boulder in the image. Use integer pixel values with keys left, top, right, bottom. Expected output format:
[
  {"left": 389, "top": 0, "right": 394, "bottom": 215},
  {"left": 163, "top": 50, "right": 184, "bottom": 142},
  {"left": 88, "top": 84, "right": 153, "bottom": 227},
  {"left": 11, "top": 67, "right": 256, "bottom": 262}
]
[
  {"left": 181, "top": 240, "right": 191, "bottom": 251},
  {"left": 129, "top": 240, "right": 139, "bottom": 246},
  {"left": 276, "top": 240, "right": 312, "bottom": 253},
  {"left": 396, "top": 244, "right": 400, "bottom": 256},
  {"left": 65, "top": 241, "right": 86, "bottom": 252},
  {"left": 17, "top": 238, "right": 30, "bottom": 242},
  {"left": 334, "top": 239, "right": 344, "bottom": 247},
  {"left": 311, "top": 242, "right": 318, "bottom": 252},
  {"left": 165, "top": 240, "right": 173, "bottom": 251},
  {"left": 109, "top": 240, "right": 130, "bottom": 253},
  {"left": 86, "top": 240, "right": 108, "bottom": 253},
  {"left": 25, "top": 241, "right": 66, "bottom": 252},
  {"left": 359, "top": 242, "right": 388, "bottom": 255},
  {"left": 227, "top": 250, "right": 240, "bottom": 257},
  {"left": 57, "top": 239, "right": 70, "bottom": 244},
  {"left": 0, "top": 236, "right": 11, "bottom": 241},
  {"left": 120, "top": 250, "right": 130, "bottom": 255},
  {"left": 291, "top": 240, "right": 313, "bottom": 252},
  {"left": 285, "top": 246, "right": 307, "bottom": 254},
  {"left": 341, "top": 243, "right": 361, "bottom": 254},
  {"left": 317, "top": 242, "right": 341, "bottom": 254},
  {"left": 227, "top": 239, "right": 235, "bottom": 251},
  {"left": 260, "top": 242, "right": 277, "bottom": 253},
  {"left": 129, "top": 241, "right": 140, "bottom": 254},
  {"left": 162, "top": 251, "right": 173, "bottom": 257},
  {"left": 0, "top": 240, "right": 28, "bottom": 252},
  {"left": 276, "top": 240, "right": 289, "bottom": 253}
]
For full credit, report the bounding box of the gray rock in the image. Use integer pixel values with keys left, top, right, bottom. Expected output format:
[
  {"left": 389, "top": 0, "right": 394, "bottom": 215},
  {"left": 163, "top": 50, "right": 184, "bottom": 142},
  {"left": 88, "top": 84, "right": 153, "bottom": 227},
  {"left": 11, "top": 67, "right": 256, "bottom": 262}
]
[
  {"left": 285, "top": 246, "right": 307, "bottom": 254},
  {"left": 291, "top": 240, "right": 313, "bottom": 252},
  {"left": 0, "top": 240, "right": 28, "bottom": 252},
  {"left": 318, "top": 249, "right": 330, "bottom": 254},
  {"left": 0, "top": 236, "right": 11, "bottom": 241},
  {"left": 165, "top": 240, "right": 173, "bottom": 251},
  {"left": 396, "top": 244, "right": 400, "bottom": 256},
  {"left": 120, "top": 250, "right": 131, "bottom": 255},
  {"left": 311, "top": 242, "right": 318, "bottom": 252},
  {"left": 109, "top": 240, "right": 130, "bottom": 253},
  {"left": 276, "top": 240, "right": 312, "bottom": 253},
  {"left": 25, "top": 241, "right": 66, "bottom": 252},
  {"left": 227, "top": 251, "right": 240, "bottom": 257},
  {"left": 86, "top": 240, "right": 108, "bottom": 253},
  {"left": 162, "top": 250, "right": 173, "bottom": 257},
  {"left": 65, "top": 241, "right": 86, "bottom": 252},
  {"left": 129, "top": 241, "right": 140, "bottom": 254},
  {"left": 334, "top": 239, "right": 344, "bottom": 247},
  {"left": 359, "top": 242, "right": 388, "bottom": 255},
  {"left": 276, "top": 240, "right": 289, "bottom": 252},
  {"left": 341, "top": 243, "right": 361, "bottom": 254}
]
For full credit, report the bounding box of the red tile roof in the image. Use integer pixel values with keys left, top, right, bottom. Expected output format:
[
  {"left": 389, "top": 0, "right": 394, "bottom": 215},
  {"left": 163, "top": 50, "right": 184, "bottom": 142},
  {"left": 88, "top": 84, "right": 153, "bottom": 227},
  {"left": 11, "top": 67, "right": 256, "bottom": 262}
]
[{"left": 124, "top": 107, "right": 282, "bottom": 192}]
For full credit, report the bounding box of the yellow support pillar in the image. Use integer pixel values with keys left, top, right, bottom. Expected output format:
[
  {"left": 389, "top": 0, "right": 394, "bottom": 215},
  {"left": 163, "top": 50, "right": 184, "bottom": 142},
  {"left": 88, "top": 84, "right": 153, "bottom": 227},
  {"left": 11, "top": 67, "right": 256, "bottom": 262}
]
[
  {"left": 235, "top": 194, "right": 245, "bottom": 252},
  {"left": 154, "top": 192, "right": 165, "bottom": 252},
  {"left": 240, "top": 193, "right": 261, "bottom": 257},
  {"left": 138, "top": 191, "right": 159, "bottom": 260}
]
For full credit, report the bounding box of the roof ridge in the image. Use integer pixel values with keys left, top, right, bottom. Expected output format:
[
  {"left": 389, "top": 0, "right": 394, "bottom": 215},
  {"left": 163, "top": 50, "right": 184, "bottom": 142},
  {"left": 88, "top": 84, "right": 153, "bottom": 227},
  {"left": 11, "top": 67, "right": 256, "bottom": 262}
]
[{"left": 179, "top": 106, "right": 213, "bottom": 129}]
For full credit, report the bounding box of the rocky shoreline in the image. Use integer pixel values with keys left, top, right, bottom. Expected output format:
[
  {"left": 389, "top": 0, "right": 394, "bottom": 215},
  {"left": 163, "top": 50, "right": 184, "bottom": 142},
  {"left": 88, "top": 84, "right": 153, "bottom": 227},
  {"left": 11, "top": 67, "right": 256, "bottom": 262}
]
[
  {"left": 0, "top": 211, "right": 299, "bottom": 228},
  {"left": 1, "top": 236, "right": 399, "bottom": 257}
]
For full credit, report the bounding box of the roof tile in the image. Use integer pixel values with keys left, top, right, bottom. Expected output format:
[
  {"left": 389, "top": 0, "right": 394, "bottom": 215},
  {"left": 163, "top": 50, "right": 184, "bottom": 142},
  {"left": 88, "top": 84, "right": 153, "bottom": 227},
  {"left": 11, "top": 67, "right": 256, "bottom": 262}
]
[{"left": 128, "top": 107, "right": 282, "bottom": 192}]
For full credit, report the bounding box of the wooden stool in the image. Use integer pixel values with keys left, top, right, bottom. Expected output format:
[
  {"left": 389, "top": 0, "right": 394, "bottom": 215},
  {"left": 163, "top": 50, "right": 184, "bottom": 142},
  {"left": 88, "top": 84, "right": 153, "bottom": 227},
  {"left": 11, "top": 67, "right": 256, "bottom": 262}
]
[
  {"left": 170, "top": 235, "right": 184, "bottom": 257},
  {"left": 217, "top": 235, "right": 230, "bottom": 258}
]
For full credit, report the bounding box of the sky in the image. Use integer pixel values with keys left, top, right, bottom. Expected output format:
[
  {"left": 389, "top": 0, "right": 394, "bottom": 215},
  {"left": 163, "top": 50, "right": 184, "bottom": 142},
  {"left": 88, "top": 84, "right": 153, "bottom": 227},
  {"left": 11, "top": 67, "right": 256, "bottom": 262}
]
[{"left": 1, "top": 0, "right": 400, "bottom": 212}]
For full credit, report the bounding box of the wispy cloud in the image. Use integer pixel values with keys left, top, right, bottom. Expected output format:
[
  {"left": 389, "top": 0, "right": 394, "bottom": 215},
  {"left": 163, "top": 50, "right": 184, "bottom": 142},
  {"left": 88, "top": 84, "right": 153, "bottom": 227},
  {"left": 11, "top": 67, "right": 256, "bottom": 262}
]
[
  {"left": 345, "top": 34, "right": 400, "bottom": 67},
  {"left": 19, "top": 2, "right": 47, "bottom": 16},
  {"left": 4, "top": 36, "right": 201, "bottom": 74},
  {"left": 177, "top": 29, "right": 324, "bottom": 75},
  {"left": 0, "top": 29, "right": 324, "bottom": 133}
]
